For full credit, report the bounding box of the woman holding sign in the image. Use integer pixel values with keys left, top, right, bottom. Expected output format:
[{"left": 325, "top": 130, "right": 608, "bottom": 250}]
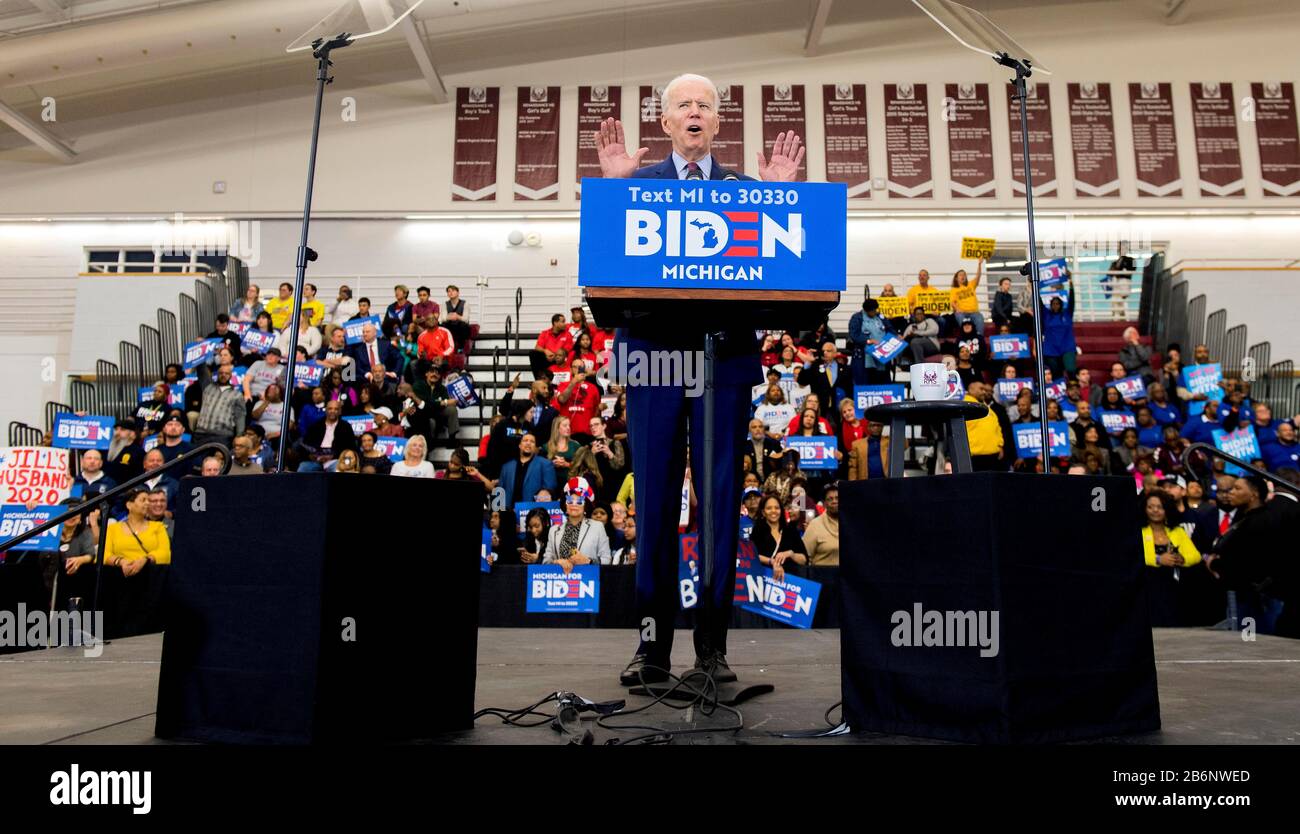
[
  {"left": 751, "top": 494, "right": 807, "bottom": 584},
  {"left": 949, "top": 259, "right": 985, "bottom": 336}
]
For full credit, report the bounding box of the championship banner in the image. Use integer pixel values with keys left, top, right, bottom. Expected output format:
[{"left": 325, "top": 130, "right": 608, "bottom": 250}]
[
  {"left": 292, "top": 362, "right": 324, "bottom": 386},
  {"left": 995, "top": 378, "right": 1034, "bottom": 403},
  {"left": 946, "top": 83, "right": 995, "bottom": 198},
  {"left": 989, "top": 333, "right": 1030, "bottom": 359},
  {"left": 912, "top": 288, "right": 954, "bottom": 316},
  {"left": 1109, "top": 375, "right": 1148, "bottom": 401},
  {"left": 143, "top": 433, "right": 190, "bottom": 452},
  {"left": 1129, "top": 82, "right": 1182, "bottom": 197},
  {"left": 452, "top": 86, "right": 499, "bottom": 202},
  {"left": 1190, "top": 83, "right": 1245, "bottom": 197},
  {"left": 52, "top": 414, "right": 114, "bottom": 450},
  {"left": 854, "top": 384, "right": 906, "bottom": 418},
  {"left": 1182, "top": 363, "right": 1225, "bottom": 398},
  {"left": 1013, "top": 421, "right": 1072, "bottom": 459},
  {"left": 0, "top": 447, "right": 73, "bottom": 505},
  {"left": 785, "top": 436, "right": 837, "bottom": 470},
  {"left": 0, "top": 505, "right": 63, "bottom": 551},
  {"left": 637, "top": 85, "right": 672, "bottom": 169},
  {"left": 344, "top": 315, "right": 383, "bottom": 345},
  {"left": 183, "top": 338, "right": 222, "bottom": 370},
  {"left": 1099, "top": 409, "right": 1137, "bottom": 435},
  {"left": 1068, "top": 82, "right": 1120, "bottom": 197},
  {"left": 876, "top": 296, "right": 911, "bottom": 318},
  {"left": 481, "top": 527, "right": 493, "bottom": 573},
  {"left": 734, "top": 547, "right": 820, "bottom": 629},
  {"left": 822, "top": 83, "right": 870, "bottom": 198},
  {"left": 1252, "top": 82, "right": 1300, "bottom": 197},
  {"left": 884, "top": 83, "right": 932, "bottom": 198},
  {"left": 869, "top": 334, "right": 908, "bottom": 364},
  {"left": 373, "top": 436, "right": 408, "bottom": 462},
  {"left": 1007, "top": 81, "right": 1057, "bottom": 196},
  {"left": 514, "top": 501, "right": 563, "bottom": 536},
  {"left": 240, "top": 328, "right": 276, "bottom": 354},
  {"left": 446, "top": 373, "right": 479, "bottom": 408},
  {"left": 526, "top": 564, "right": 600, "bottom": 613},
  {"left": 577, "top": 179, "right": 847, "bottom": 291},
  {"left": 713, "top": 84, "right": 746, "bottom": 172},
  {"left": 1212, "top": 425, "right": 1262, "bottom": 476},
  {"left": 576, "top": 85, "right": 622, "bottom": 198},
  {"left": 762, "top": 84, "right": 807, "bottom": 181},
  {"left": 343, "top": 415, "right": 374, "bottom": 434},
  {"left": 515, "top": 86, "right": 560, "bottom": 201},
  {"left": 961, "top": 236, "right": 996, "bottom": 259}
]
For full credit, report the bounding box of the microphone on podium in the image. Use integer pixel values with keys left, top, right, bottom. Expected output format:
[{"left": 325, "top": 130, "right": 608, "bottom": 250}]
[
  {"left": 686, "top": 164, "right": 705, "bottom": 181},
  {"left": 722, "top": 171, "right": 740, "bottom": 181}
]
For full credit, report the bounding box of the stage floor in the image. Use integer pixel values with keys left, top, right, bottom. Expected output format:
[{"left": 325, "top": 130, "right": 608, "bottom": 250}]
[{"left": 3, "top": 628, "right": 1298, "bottom": 745}]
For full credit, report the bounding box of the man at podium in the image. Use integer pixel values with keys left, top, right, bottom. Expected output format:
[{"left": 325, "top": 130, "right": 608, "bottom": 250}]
[{"left": 594, "top": 73, "right": 804, "bottom": 686}]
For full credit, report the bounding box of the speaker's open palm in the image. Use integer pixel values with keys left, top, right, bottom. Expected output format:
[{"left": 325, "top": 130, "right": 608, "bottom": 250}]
[
  {"left": 595, "top": 117, "right": 648, "bottom": 178},
  {"left": 757, "top": 131, "right": 805, "bottom": 182}
]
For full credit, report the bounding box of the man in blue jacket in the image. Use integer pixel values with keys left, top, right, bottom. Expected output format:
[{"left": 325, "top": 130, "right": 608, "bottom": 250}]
[
  {"left": 848, "top": 298, "right": 892, "bottom": 385},
  {"left": 1039, "top": 278, "right": 1076, "bottom": 379},
  {"left": 498, "top": 433, "right": 559, "bottom": 520},
  {"left": 594, "top": 73, "right": 803, "bottom": 686}
]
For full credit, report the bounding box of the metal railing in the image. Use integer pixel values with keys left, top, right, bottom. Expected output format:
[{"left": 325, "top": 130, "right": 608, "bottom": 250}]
[
  {"left": 140, "top": 324, "right": 163, "bottom": 382},
  {"left": 1182, "top": 442, "right": 1300, "bottom": 497},
  {"left": 44, "top": 402, "right": 72, "bottom": 434},
  {"left": 158, "top": 309, "right": 180, "bottom": 369},
  {"left": 8, "top": 422, "right": 43, "bottom": 447}
]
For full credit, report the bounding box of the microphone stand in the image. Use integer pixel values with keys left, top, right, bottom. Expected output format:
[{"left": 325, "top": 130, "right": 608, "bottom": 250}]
[
  {"left": 998, "top": 52, "right": 1054, "bottom": 471},
  {"left": 277, "top": 33, "right": 354, "bottom": 469}
]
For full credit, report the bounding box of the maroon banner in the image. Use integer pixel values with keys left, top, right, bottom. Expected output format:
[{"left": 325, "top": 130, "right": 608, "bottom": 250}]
[
  {"left": 713, "top": 84, "right": 745, "bottom": 172},
  {"left": 1190, "top": 82, "right": 1244, "bottom": 197},
  {"left": 576, "top": 85, "right": 621, "bottom": 198},
  {"left": 637, "top": 85, "right": 672, "bottom": 169},
  {"left": 945, "top": 82, "right": 994, "bottom": 198},
  {"left": 823, "top": 84, "right": 870, "bottom": 198},
  {"left": 514, "top": 86, "right": 560, "bottom": 201},
  {"left": 1068, "top": 82, "right": 1119, "bottom": 197},
  {"left": 1253, "top": 82, "right": 1300, "bottom": 197},
  {"left": 1128, "top": 82, "right": 1182, "bottom": 197},
  {"left": 1006, "top": 81, "right": 1057, "bottom": 197},
  {"left": 452, "top": 86, "right": 499, "bottom": 202},
  {"left": 761, "top": 84, "right": 807, "bottom": 181},
  {"left": 884, "top": 83, "right": 932, "bottom": 198}
]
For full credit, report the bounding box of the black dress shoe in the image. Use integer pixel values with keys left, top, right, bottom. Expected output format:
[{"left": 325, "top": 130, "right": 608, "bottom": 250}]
[
  {"left": 692, "top": 651, "right": 738, "bottom": 683},
  {"left": 619, "top": 654, "right": 670, "bottom": 687}
]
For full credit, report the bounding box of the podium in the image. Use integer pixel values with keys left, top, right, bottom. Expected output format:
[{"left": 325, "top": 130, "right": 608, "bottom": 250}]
[
  {"left": 837, "top": 472, "right": 1161, "bottom": 743},
  {"left": 155, "top": 473, "right": 483, "bottom": 744}
]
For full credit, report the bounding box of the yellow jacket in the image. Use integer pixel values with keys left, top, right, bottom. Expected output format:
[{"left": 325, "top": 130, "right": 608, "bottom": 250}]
[
  {"left": 1141, "top": 525, "right": 1200, "bottom": 567},
  {"left": 104, "top": 520, "right": 172, "bottom": 566},
  {"left": 963, "top": 394, "right": 1003, "bottom": 457},
  {"left": 265, "top": 296, "right": 296, "bottom": 331}
]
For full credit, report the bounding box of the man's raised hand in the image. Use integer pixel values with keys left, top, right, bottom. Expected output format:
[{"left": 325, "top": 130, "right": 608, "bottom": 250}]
[
  {"left": 757, "top": 130, "right": 805, "bottom": 182},
  {"left": 595, "top": 117, "right": 648, "bottom": 178}
]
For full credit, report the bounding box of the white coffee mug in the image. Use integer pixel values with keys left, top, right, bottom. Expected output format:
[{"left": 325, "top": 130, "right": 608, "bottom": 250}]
[{"left": 911, "top": 362, "right": 948, "bottom": 401}]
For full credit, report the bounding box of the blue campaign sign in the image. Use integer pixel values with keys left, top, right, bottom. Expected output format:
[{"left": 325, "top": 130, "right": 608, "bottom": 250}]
[
  {"left": 869, "top": 334, "right": 908, "bottom": 364},
  {"left": 1061, "top": 401, "right": 1078, "bottom": 422},
  {"left": 227, "top": 320, "right": 251, "bottom": 337},
  {"left": 0, "top": 505, "right": 63, "bottom": 551},
  {"left": 577, "top": 178, "right": 846, "bottom": 292},
  {"left": 143, "top": 433, "right": 190, "bottom": 452},
  {"left": 293, "top": 361, "right": 325, "bottom": 386},
  {"left": 481, "top": 526, "right": 493, "bottom": 573},
  {"left": 679, "top": 532, "right": 701, "bottom": 610},
  {"left": 1099, "top": 409, "right": 1136, "bottom": 435},
  {"left": 989, "top": 334, "right": 1030, "bottom": 360},
  {"left": 52, "top": 414, "right": 114, "bottom": 450},
  {"left": 447, "top": 373, "right": 480, "bottom": 408},
  {"left": 1110, "top": 375, "right": 1148, "bottom": 401},
  {"left": 1037, "top": 259, "right": 1069, "bottom": 304},
  {"left": 514, "top": 501, "right": 564, "bottom": 536},
  {"left": 1013, "top": 421, "right": 1072, "bottom": 458},
  {"left": 374, "top": 436, "right": 408, "bottom": 462},
  {"left": 183, "top": 338, "right": 223, "bottom": 370},
  {"left": 734, "top": 556, "right": 821, "bottom": 629},
  {"left": 995, "top": 378, "right": 1034, "bottom": 403},
  {"left": 240, "top": 329, "right": 276, "bottom": 354},
  {"left": 785, "top": 436, "right": 837, "bottom": 470},
  {"left": 1044, "top": 380, "right": 1067, "bottom": 401},
  {"left": 526, "top": 564, "right": 600, "bottom": 613},
  {"left": 853, "top": 384, "right": 905, "bottom": 417},
  {"left": 343, "top": 415, "right": 375, "bottom": 434},
  {"left": 344, "top": 316, "right": 383, "bottom": 345},
  {"left": 1182, "top": 363, "right": 1224, "bottom": 398},
  {"left": 1212, "top": 426, "right": 1262, "bottom": 476}
]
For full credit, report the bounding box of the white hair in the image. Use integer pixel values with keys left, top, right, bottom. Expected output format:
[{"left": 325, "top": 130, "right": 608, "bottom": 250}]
[
  {"left": 660, "top": 74, "right": 720, "bottom": 113},
  {"left": 404, "top": 434, "right": 427, "bottom": 463}
]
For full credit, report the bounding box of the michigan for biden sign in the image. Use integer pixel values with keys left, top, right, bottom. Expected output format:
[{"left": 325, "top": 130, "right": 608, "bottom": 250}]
[
  {"left": 577, "top": 178, "right": 846, "bottom": 291},
  {"left": 525, "top": 564, "right": 600, "bottom": 614}
]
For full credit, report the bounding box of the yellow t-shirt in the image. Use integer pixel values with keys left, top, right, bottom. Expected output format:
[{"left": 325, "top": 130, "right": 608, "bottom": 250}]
[
  {"left": 301, "top": 299, "right": 326, "bottom": 327},
  {"left": 906, "top": 284, "right": 929, "bottom": 313},
  {"left": 265, "top": 296, "right": 296, "bottom": 331},
  {"left": 105, "top": 520, "right": 172, "bottom": 565},
  {"left": 951, "top": 283, "right": 979, "bottom": 313}
]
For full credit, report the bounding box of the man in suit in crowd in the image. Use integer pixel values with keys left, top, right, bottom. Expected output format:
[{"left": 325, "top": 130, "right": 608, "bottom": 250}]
[
  {"left": 347, "top": 322, "right": 403, "bottom": 386},
  {"left": 498, "top": 433, "right": 559, "bottom": 519},
  {"left": 594, "top": 72, "right": 804, "bottom": 686}
]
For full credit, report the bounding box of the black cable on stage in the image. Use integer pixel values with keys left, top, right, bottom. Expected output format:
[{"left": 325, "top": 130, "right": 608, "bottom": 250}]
[
  {"left": 596, "top": 664, "right": 745, "bottom": 745},
  {"left": 824, "top": 700, "right": 842, "bottom": 727},
  {"left": 472, "top": 692, "right": 563, "bottom": 728}
]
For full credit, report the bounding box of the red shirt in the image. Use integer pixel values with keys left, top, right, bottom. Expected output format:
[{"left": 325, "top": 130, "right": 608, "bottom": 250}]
[
  {"left": 553, "top": 379, "right": 603, "bottom": 435},
  {"left": 552, "top": 350, "right": 599, "bottom": 376},
  {"left": 588, "top": 327, "right": 613, "bottom": 353},
  {"left": 418, "top": 327, "right": 455, "bottom": 360},
  {"left": 787, "top": 414, "right": 834, "bottom": 437},
  {"left": 536, "top": 328, "right": 574, "bottom": 357},
  {"left": 413, "top": 300, "right": 441, "bottom": 322},
  {"left": 840, "top": 419, "right": 867, "bottom": 451}
]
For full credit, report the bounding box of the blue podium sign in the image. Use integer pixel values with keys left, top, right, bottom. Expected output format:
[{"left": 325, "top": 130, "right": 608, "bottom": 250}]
[{"left": 577, "top": 178, "right": 846, "bottom": 291}]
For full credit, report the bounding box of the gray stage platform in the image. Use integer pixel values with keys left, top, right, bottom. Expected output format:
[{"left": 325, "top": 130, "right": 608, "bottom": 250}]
[{"left": 3, "top": 628, "right": 1297, "bottom": 745}]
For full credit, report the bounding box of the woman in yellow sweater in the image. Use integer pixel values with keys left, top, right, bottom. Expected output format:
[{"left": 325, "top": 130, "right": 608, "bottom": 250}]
[
  {"left": 1141, "top": 489, "right": 1200, "bottom": 627},
  {"left": 950, "top": 258, "right": 986, "bottom": 334},
  {"left": 104, "top": 488, "right": 171, "bottom": 577}
]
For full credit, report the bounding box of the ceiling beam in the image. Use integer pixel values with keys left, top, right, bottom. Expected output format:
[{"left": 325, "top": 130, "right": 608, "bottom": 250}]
[
  {"left": 0, "top": 98, "right": 77, "bottom": 162},
  {"left": 399, "top": 16, "right": 448, "bottom": 104},
  {"left": 803, "top": 0, "right": 833, "bottom": 57},
  {"left": 26, "top": 0, "right": 70, "bottom": 22}
]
